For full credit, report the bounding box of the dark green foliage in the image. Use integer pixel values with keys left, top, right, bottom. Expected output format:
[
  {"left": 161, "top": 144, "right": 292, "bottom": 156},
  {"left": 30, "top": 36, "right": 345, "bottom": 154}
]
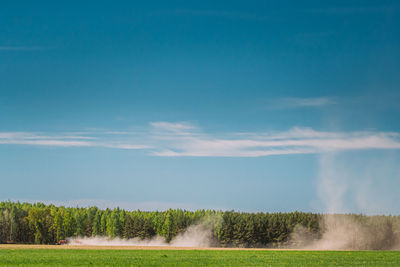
[
  {"left": 0, "top": 201, "right": 399, "bottom": 248},
  {"left": 92, "top": 210, "right": 101, "bottom": 237}
]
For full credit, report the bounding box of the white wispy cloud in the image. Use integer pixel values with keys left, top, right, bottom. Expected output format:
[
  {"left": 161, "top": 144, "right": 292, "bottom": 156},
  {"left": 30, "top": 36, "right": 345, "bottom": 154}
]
[
  {"left": 0, "top": 139, "right": 93, "bottom": 147},
  {"left": 1, "top": 123, "right": 400, "bottom": 157},
  {"left": 150, "top": 121, "right": 195, "bottom": 132},
  {"left": 0, "top": 132, "right": 148, "bottom": 149},
  {"left": 277, "top": 97, "right": 336, "bottom": 108},
  {"left": 149, "top": 123, "right": 400, "bottom": 157}
]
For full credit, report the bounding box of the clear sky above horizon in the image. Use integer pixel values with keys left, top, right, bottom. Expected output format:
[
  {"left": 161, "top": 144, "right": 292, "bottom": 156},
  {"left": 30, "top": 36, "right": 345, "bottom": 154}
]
[{"left": 1, "top": 0, "right": 400, "bottom": 214}]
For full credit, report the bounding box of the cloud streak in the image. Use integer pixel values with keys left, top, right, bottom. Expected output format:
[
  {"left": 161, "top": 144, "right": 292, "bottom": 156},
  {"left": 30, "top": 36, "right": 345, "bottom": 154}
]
[
  {"left": 275, "top": 97, "right": 336, "bottom": 108},
  {"left": 1, "top": 123, "right": 400, "bottom": 157},
  {"left": 150, "top": 123, "right": 400, "bottom": 157},
  {"left": 0, "top": 132, "right": 148, "bottom": 149}
]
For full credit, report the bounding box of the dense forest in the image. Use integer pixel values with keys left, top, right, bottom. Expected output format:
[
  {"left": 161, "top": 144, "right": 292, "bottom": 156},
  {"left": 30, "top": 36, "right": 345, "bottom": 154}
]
[{"left": 0, "top": 201, "right": 399, "bottom": 248}]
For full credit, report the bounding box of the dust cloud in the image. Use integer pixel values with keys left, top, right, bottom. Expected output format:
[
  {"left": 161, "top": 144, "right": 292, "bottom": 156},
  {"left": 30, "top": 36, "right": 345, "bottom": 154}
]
[
  {"left": 289, "top": 153, "right": 400, "bottom": 250},
  {"left": 67, "top": 224, "right": 212, "bottom": 247},
  {"left": 289, "top": 214, "right": 400, "bottom": 250}
]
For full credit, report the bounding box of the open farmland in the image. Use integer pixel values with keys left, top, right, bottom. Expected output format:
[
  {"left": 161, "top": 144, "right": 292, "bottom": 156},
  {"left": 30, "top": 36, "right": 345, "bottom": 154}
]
[{"left": 0, "top": 245, "right": 399, "bottom": 267}]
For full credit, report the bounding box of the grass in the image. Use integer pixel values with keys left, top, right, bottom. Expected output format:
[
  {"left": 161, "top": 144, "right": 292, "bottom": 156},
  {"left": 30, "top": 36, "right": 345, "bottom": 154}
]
[{"left": 0, "top": 247, "right": 399, "bottom": 266}]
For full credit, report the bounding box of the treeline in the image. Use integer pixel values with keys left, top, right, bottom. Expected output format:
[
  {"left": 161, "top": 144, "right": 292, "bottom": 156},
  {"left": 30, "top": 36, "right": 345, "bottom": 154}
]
[
  {"left": 0, "top": 201, "right": 398, "bottom": 248},
  {"left": 0, "top": 201, "right": 320, "bottom": 246}
]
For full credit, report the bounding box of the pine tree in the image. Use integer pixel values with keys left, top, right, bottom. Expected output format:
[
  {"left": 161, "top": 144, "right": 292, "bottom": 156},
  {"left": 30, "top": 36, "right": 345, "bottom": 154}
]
[
  {"left": 92, "top": 210, "right": 102, "bottom": 236},
  {"left": 62, "top": 211, "right": 76, "bottom": 238},
  {"left": 53, "top": 211, "right": 64, "bottom": 241},
  {"left": 161, "top": 210, "right": 175, "bottom": 242}
]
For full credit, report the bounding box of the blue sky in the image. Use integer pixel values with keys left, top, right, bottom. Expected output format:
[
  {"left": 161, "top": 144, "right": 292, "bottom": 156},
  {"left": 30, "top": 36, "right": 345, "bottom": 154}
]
[{"left": 1, "top": 0, "right": 400, "bottom": 213}]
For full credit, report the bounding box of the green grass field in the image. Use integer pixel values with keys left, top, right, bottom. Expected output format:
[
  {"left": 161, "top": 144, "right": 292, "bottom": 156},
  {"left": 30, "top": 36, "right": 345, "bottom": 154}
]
[{"left": 0, "top": 247, "right": 399, "bottom": 267}]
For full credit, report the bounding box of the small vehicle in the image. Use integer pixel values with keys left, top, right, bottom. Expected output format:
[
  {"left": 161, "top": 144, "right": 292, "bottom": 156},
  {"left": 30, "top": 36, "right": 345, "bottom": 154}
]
[{"left": 56, "top": 240, "right": 68, "bottom": 245}]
